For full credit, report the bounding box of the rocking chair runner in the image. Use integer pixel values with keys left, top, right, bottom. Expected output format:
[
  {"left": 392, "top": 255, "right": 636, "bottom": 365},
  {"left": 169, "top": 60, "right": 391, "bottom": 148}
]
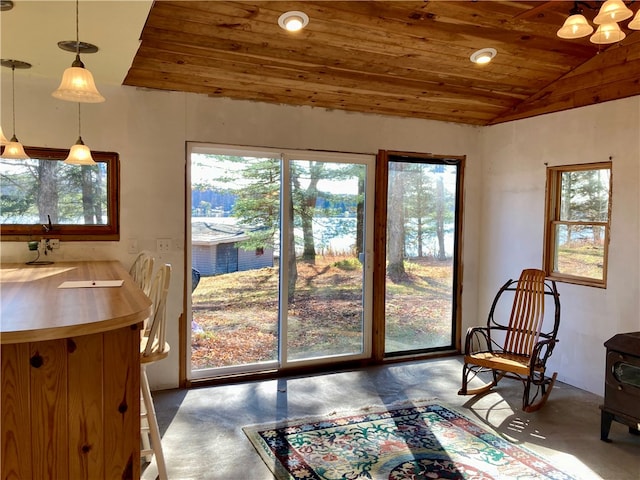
[{"left": 458, "top": 268, "right": 561, "bottom": 412}]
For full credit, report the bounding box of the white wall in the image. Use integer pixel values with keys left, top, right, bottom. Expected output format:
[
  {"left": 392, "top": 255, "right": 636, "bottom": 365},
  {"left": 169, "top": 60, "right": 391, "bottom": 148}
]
[
  {"left": 479, "top": 97, "right": 640, "bottom": 394},
  {"left": 1, "top": 76, "right": 482, "bottom": 390}
]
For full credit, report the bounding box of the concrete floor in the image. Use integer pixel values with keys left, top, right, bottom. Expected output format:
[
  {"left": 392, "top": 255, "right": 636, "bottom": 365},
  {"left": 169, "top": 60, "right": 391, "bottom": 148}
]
[{"left": 142, "top": 357, "right": 640, "bottom": 480}]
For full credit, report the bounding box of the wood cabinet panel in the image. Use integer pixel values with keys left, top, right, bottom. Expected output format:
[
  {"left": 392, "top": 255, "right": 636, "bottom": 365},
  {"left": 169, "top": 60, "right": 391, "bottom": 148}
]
[
  {"left": 68, "top": 334, "right": 105, "bottom": 479},
  {"left": 1, "top": 343, "right": 33, "bottom": 480},
  {"left": 104, "top": 325, "right": 141, "bottom": 480},
  {"left": 29, "top": 340, "right": 68, "bottom": 479},
  {"left": 0, "top": 326, "right": 141, "bottom": 479}
]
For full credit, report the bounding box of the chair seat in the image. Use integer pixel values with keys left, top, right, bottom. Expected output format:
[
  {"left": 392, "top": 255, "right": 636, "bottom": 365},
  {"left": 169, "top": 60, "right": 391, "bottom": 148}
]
[
  {"left": 464, "top": 351, "right": 543, "bottom": 377},
  {"left": 140, "top": 336, "right": 170, "bottom": 365}
]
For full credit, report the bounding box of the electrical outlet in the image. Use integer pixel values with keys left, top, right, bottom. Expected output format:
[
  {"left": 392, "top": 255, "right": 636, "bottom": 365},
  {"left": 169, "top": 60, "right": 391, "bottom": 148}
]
[
  {"left": 49, "top": 239, "right": 60, "bottom": 249},
  {"left": 156, "top": 238, "right": 171, "bottom": 252},
  {"left": 127, "top": 238, "right": 139, "bottom": 254}
]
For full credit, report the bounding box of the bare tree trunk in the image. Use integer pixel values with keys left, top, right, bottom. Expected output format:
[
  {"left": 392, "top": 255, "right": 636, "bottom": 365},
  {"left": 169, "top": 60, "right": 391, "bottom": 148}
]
[
  {"left": 81, "top": 166, "right": 95, "bottom": 224},
  {"left": 356, "top": 173, "right": 364, "bottom": 256},
  {"left": 416, "top": 173, "right": 424, "bottom": 258},
  {"left": 436, "top": 173, "right": 447, "bottom": 260},
  {"left": 37, "top": 160, "right": 58, "bottom": 223},
  {"left": 287, "top": 179, "right": 298, "bottom": 303},
  {"left": 387, "top": 165, "right": 406, "bottom": 282}
]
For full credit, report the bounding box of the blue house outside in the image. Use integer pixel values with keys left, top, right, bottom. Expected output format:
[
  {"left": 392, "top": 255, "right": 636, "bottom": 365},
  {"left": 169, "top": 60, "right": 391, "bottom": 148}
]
[{"left": 192, "top": 221, "right": 274, "bottom": 276}]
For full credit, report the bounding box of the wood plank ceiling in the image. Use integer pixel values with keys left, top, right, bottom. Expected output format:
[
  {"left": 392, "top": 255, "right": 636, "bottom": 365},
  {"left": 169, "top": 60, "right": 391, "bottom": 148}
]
[{"left": 124, "top": 1, "right": 640, "bottom": 126}]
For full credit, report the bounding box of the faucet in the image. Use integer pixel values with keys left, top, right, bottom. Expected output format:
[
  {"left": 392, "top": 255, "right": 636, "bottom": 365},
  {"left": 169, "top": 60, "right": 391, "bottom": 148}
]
[{"left": 42, "top": 214, "right": 52, "bottom": 233}]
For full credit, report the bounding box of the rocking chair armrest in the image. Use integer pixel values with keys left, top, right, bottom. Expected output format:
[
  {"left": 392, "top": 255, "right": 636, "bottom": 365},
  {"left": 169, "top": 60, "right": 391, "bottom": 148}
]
[
  {"left": 529, "top": 337, "right": 559, "bottom": 373},
  {"left": 463, "top": 326, "right": 490, "bottom": 354}
]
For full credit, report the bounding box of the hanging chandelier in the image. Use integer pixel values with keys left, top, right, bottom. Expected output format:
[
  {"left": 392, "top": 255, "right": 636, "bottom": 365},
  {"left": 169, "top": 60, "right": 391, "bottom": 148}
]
[{"left": 557, "top": 0, "right": 640, "bottom": 44}]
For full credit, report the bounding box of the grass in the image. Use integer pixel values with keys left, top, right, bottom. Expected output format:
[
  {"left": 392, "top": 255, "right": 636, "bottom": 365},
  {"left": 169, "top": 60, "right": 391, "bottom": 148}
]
[
  {"left": 191, "top": 255, "right": 454, "bottom": 370},
  {"left": 190, "top": 247, "right": 603, "bottom": 370},
  {"left": 557, "top": 244, "right": 604, "bottom": 279}
]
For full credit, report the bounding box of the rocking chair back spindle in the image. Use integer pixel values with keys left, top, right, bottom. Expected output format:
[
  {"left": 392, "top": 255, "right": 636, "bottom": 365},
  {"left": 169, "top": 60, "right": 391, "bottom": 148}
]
[{"left": 504, "top": 269, "right": 546, "bottom": 356}]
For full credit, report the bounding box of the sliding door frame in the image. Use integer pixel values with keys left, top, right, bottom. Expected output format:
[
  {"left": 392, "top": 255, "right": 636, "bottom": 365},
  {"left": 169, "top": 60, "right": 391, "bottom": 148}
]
[
  {"left": 182, "top": 143, "right": 375, "bottom": 384},
  {"left": 373, "top": 150, "right": 465, "bottom": 362}
]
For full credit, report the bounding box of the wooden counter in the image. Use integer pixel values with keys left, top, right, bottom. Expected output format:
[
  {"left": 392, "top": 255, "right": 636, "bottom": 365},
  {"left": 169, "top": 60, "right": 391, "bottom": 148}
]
[{"left": 1, "top": 261, "right": 152, "bottom": 480}]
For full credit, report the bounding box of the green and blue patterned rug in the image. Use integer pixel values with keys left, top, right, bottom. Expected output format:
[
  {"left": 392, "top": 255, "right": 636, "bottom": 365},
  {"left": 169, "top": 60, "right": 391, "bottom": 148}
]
[{"left": 243, "top": 402, "right": 576, "bottom": 480}]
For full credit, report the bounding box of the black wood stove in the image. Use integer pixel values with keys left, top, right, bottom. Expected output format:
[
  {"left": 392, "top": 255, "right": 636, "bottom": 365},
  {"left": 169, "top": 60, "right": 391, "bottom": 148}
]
[{"left": 600, "top": 332, "right": 640, "bottom": 442}]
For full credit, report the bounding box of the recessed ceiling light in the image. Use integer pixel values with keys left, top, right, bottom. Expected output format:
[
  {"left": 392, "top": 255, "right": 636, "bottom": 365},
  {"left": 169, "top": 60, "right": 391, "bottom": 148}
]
[
  {"left": 278, "top": 11, "right": 309, "bottom": 32},
  {"left": 470, "top": 48, "right": 497, "bottom": 65}
]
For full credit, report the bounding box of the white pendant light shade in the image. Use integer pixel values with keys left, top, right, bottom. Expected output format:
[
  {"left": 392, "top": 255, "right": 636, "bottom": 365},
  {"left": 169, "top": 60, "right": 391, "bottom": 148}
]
[
  {"left": 52, "top": 60, "right": 105, "bottom": 103},
  {"left": 629, "top": 9, "right": 640, "bottom": 30},
  {"left": 64, "top": 137, "right": 96, "bottom": 165},
  {"left": 1, "top": 136, "right": 29, "bottom": 159},
  {"left": 557, "top": 14, "right": 594, "bottom": 39},
  {"left": 593, "top": 0, "right": 633, "bottom": 24},
  {"left": 0, "top": 126, "right": 9, "bottom": 145},
  {"left": 53, "top": 0, "right": 105, "bottom": 103},
  {"left": 590, "top": 22, "right": 626, "bottom": 44}
]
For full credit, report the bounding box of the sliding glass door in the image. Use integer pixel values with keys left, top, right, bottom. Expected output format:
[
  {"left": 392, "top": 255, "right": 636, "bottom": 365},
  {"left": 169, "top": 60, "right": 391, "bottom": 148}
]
[
  {"left": 188, "top": 145, "right": 373, "bottom": 378},
  {"left": 284, "top": 157, "right": 371, "bottom": 362}
]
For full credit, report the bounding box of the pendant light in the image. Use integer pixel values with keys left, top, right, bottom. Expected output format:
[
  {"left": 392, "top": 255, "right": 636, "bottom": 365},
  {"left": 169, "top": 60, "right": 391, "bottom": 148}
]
[
  {"left": 1, "top": 59, "right": 31, "bottom": 160},
  {"left": 52, "top": 0, "right": 105, "bottom": 103},
  {"left": 64, "top": 103, "right": 96, "bottom": 165}
]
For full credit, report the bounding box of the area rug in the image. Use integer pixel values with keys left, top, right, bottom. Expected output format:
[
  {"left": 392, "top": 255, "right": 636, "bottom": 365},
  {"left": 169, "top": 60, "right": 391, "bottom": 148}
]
[{"left": 243, "top": 402, "right": 576, "bottom": 480}]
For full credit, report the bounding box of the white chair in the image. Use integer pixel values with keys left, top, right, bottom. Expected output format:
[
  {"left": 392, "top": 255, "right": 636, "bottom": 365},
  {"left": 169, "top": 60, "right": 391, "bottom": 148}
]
[
  {"left": 129, "top": 251, "right": 155, "bottom": 296},
  {"left": 140, "top": 264, "right": 171, "bottom": 480}
]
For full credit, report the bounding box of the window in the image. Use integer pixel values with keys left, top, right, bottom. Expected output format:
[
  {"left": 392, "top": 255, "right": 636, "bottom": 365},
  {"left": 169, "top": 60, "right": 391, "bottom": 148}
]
[
  {"left": 0, "top": 147, "right": 120, "bottom": 241},
  {"left": 544, "top": 162, "right": 611, "bottom": 287}
]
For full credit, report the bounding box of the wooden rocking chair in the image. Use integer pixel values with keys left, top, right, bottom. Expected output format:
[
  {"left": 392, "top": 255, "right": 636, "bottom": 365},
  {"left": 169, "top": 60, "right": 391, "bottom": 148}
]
[{"left": 458, "top": 268, "right": 561, "bottom": 412}]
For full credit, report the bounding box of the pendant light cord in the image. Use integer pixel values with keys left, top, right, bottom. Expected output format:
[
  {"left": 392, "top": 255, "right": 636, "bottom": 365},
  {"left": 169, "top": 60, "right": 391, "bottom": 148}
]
[
  {"left": 78, "top": 103, "right": 82, "bottom": 138},
  {"left": 75, "top": 0, "right": 80, "bottom": 55},
  {"left": 10, "top": 65, "right": 16, "bottom": 136}
]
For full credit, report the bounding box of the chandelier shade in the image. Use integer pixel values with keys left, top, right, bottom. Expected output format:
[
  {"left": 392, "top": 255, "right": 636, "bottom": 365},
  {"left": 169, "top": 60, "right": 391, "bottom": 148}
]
[
  {"left": 593, "top": 0, "right": 633, "bottom": 24},
  {"left": 629, "top": 9, "right": 640, "bottom": 29},
  {"left": 557, "top": 14, "right": 594, "bottom": 38},
  {"left": 590, "top": 22, "right": 626, "bottom": 44}
]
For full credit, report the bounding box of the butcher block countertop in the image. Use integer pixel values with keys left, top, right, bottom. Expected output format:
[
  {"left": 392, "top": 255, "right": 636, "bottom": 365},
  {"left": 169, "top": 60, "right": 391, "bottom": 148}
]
[{"left": 1, "top": 260, "right": 152, "bottom": 344}]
